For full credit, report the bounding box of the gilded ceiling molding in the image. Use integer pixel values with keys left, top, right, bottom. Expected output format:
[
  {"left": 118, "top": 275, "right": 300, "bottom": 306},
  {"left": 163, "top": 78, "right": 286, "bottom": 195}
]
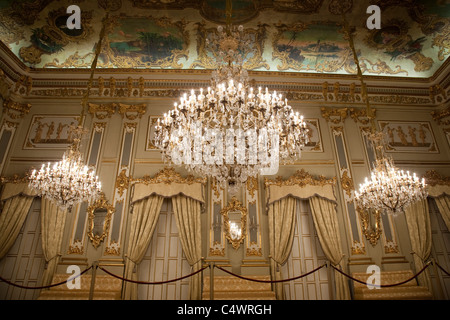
[
  {"left": 191, "top": 21, "right": 269, "bottom": 71},
  {"left": 264, "top": 169, "right": 336, "bottom": 188}
]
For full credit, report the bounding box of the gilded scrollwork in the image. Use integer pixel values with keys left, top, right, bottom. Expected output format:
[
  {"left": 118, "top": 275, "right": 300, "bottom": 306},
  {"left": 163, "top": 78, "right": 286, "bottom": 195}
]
[
  {"left": 87, "top": 193, "right": 115, "bottom": 249},
  {"left": 221, "top": 197, "right": 247, "bottom": 250},
  {"left": 133, "top": 167, "right": 207, "bottom": 186},
  {"left": 88, "top": 103, "right": 116, "bottom": 119},
  {"left": 191, "top": 21, "right": 269, "bottom": 71},
  {"left": 3, "top": 99, "right": 32, "bottom": 120},
  {"left": 264, "top": 168, "right": 336, "bottom": 188},
  {"left": 358, "top": 207, "right": 382, "bottom": 247},
  {"left": 423, "top": 170, "right": 450, "bottom": 187},
  {"left": 321, "top": 107, "right": 349, "bottom": 124}
]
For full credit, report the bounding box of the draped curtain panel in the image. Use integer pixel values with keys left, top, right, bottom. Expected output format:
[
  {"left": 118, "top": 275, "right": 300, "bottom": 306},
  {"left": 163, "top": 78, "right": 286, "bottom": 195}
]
[
  {"left": 267, "top": 196, "right": 297, "bottom": 300},
  {"left": 426, "top": 183, "right": 450, "bottom": 231},
  {"left": 122, "top": 194, "right": 164, "bottom": 300},
  {"left": 308, "top": 196, "right": 351, "bottom": 300},
  {"left": 0, "top": 183, "right": 36, "bottom": 259},
  {"left": 434, "top": 195, "right": 450, "bottom": 231},
  {"left": 171, "top": 194, "right": 203, "bottom": 300},
  {"left": 265, "top": 170, "right": 351, "bottom": 300},
  {"left": 404, "top": 199, "right": 433, "bottom": 291},
  {"left": 40, "top": 198, "right": 67, "bottom": 287}
]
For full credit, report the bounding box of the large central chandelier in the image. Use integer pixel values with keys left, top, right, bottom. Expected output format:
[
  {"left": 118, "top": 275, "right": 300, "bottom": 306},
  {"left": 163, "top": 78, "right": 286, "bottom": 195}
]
[
  {"left": 154, "top": 6, "right": 309, "bottom": 193},
  {"left": 341, "top": 16, "right": 428, "bottom": 215}
]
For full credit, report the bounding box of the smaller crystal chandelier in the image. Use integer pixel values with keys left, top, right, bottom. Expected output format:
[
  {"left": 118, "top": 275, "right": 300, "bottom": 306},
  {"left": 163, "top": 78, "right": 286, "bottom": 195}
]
[
  {"left": 341, "top": 15, "right": 428, "bottom": 215},
  {"left": 28, "top": 126, "right": 102, "bottom": 211},
  {"left": 28, "top": 12, "right": 108, "bottom": 211},
  {"left": 354, "top": 136, "right": 427, "bottom": 215}
]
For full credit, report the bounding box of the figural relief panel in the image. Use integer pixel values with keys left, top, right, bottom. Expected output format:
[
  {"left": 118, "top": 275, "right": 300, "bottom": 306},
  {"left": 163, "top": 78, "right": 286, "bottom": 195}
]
[
  {"left": 378, "top": 120, "right": 438, "bottom": 153},
  {"left": 24, "top": 115, "right": 80, "bottom": 149}
]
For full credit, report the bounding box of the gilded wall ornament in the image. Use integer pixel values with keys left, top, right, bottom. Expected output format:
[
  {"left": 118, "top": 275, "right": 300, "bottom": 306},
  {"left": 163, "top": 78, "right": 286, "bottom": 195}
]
[
  {"left": 87, "top": 193, "right": 115, "bottom": 249},
  {"left": 358, "top": 207, "right": 382, "bottom": 247},
  {"left": 264, "top": 168, "right": 336, "bottom": 188},
  {"left": 133, "top": 167, "right": 207, "bottom": 186},
  {"left": 221, "top": 197, "right": 247, "bottom": 250}
]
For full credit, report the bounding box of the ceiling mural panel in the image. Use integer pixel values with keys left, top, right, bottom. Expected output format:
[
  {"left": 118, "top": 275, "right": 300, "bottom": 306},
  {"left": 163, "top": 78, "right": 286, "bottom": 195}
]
[{"left": 0, "top": 0, "right": 448, "bottom": 79}]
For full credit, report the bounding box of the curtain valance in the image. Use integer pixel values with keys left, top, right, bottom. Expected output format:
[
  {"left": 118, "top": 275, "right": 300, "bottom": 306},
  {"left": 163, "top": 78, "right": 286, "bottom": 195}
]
[
  {"left": 130, "top": 167, "right": 206, "bottom": 205},
  {"left": 264, "top": 169, "right": 337, "bottom": 206},
  {"left": 423, "top": 170, "right": 450, "bottom": 198},
  {"left": 1, "top": 181, "right": 37, "bottom": 202}
]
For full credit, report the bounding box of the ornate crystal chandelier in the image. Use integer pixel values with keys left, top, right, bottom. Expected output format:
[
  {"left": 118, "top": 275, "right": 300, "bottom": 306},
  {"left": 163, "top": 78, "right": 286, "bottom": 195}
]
[
  {"left": 354, "top": 135, "right": 427, "bottom": 215},
  {"left": 28, "top": 12, "right": 107, "bottom": 211},
  {"left": 28, "top": 126, "right": 102, "bottom": 211},
  {"left": 341, "top": 16, "right": 428, "bottom": 215},
  {"left": 154, "top": 4, "right": 309, "bottom": 193}
]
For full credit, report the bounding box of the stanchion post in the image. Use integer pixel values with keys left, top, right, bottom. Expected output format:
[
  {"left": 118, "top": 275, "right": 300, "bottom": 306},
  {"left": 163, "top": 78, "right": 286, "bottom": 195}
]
[
  {"left": 431, "top": 258, "right": 445, "bottom": 300},
  {"left": 89, "top": 261, "right": 98, "bottom": 300},
  {"left": 326, "top": 261, "right": 334, "bottom": 300},
  {"left": 210, "top": 262, "right": 215, "bottom": 301}
]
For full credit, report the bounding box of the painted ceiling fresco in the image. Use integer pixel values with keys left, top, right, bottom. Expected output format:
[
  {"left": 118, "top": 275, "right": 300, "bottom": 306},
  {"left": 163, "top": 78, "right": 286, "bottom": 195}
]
[{"left": 0, "top": 0, "right": 449, "bottom": 78}]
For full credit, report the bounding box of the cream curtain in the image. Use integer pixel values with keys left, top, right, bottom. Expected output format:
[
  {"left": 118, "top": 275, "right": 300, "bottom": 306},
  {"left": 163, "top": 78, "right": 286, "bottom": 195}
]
[
  {"left": 309, "top": 196, "right": 351, "bottom": 300},
  {"left": 267, "top": 196, "right": 297, "bottom": 300},
  {"left": 171, "top": 194, "right": 203, "bottom": 300},
  {"left": 404, "top": 199, "right": 433, "bottom": 291},
  {"left": 434, "top": 195, "right": 450, "bottom": 231},
  {"left": 122, "top": 194, "right": 164, "bottom": 300},
  {"left": 0, "top": 183, "right": 36, "bottom": 259},
  {"left": 40, "top": 198, "right": 67, "bottom": 287}
]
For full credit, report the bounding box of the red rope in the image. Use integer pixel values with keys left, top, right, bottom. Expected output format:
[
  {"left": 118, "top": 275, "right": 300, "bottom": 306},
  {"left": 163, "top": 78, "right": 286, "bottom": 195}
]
[
  {"left": 215, "top": 264, "right": 326, "bottom": 283},
  {"left": 98, "top": 265, "right": 208, "bottom": 285},
  {"left": 435, "top": 261, "right": 450, "bottom": 277},
  {"left": 331, "top": 263, "right": 432, "bottom": 288},
  {"left": 0, "top": 266, "right": 92, "bottom": 290}
]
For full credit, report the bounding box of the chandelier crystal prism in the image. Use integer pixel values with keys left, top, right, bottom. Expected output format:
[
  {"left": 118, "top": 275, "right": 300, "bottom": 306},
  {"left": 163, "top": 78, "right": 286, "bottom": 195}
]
[{"left": 154, "top": 22, "right": 309, "bottom": 193}]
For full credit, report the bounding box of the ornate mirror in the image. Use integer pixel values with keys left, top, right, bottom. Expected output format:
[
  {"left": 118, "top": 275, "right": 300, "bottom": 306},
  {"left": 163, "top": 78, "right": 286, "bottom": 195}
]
[
  {"left": 87, "top": 194, "right": 114, "bottom": 248},
  {"left": 221, "top": 197, "right": 247, "bottom": 249}
]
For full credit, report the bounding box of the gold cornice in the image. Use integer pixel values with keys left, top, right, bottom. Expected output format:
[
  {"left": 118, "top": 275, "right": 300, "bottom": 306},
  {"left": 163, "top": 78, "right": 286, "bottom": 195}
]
[
  {"left": 264, "top": 168, "right": 336, "bottom": 188},
  {"left": 132, "top": 167, "right": 207, "bottom": 185},
  {"left": 423, "top": 170, "right": 450, "bottom": 186}
]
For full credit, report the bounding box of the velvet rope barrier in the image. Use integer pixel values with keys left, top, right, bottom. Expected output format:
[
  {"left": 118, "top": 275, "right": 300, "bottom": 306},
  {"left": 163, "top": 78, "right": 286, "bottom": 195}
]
[
  {"left": 330, "top": 262, "right": 432, "bottom": 288},
  {"left": 435, "top": 261, "right": 450, "bottom": 277},
  {"left": 98, "top": 265, "right": 208, "bottom": 285},
  {"left": 0, "top": 265, "right": 92, "bottom": 290},
  {"left": 215, "top": 264, "right": 326, "bottom": 283}
]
